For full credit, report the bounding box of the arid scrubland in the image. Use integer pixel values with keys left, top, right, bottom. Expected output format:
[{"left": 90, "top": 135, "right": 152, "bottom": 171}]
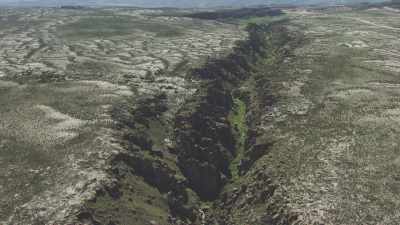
[{"left": 2, "top": 4, "right": 400, "bottom": 225}]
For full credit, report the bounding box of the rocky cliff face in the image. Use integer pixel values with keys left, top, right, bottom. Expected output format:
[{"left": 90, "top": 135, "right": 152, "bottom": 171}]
[{"left": 175, "top": 81, "right": 235, "bottom": 200}]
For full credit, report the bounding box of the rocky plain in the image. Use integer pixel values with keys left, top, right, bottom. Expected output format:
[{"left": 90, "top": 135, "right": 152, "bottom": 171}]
[{"left": 1, "top": 2, "right": 400, "bottom": 225}]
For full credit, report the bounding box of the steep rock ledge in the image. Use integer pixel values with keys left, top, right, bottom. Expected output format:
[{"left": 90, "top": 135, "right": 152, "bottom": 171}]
[{"left": 175, "top": 81, "right": 235, "bottom": 200}]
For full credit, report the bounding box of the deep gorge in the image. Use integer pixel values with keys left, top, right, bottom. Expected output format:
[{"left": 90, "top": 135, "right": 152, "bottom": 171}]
[{"left": 79, "top": 19, "right": 302, "bottom": 225}]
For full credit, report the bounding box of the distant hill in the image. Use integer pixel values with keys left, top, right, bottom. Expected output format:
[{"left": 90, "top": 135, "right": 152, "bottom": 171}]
[{"left": 0, "top": 0, "right": 390, "bottom": 8}]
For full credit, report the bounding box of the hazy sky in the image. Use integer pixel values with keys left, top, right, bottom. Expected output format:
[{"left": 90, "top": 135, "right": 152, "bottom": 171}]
[{"left": 0, "top": 0, "right": 388, "bottom": 7}]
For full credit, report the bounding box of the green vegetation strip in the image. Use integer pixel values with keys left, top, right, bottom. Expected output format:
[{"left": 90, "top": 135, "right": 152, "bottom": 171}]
[{"left": 228, "top": 97, "right": 248, "bottom": 179}]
